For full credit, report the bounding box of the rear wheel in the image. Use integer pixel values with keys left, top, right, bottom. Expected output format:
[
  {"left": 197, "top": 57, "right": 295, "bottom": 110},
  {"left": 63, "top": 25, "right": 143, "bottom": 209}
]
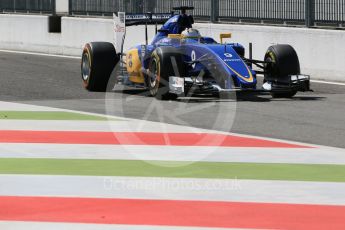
[
  {"left": 264, "top": 44, "right": 300, "bottom": 98},
  {"left": 147, "top": 47, "right": 185, "bottom": 100},
  {"left": 81, "top": 42, "right": 119, "bottom": 92}
]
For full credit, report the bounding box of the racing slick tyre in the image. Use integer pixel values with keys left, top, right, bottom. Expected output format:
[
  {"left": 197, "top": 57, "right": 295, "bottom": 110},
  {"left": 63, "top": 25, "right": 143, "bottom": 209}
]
[
  {"left": 264, "top": 44, "right": 300, "bottom": 98},
  {"left": 81, "top": 42, "right": 119, "bottom": 92},
  {"left": 147, "top": 47, "right": 186, "bottom": 100}
]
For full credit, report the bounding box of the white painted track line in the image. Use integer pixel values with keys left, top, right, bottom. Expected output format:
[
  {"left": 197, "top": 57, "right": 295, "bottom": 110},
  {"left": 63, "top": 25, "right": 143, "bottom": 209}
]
[
  {"left": 0, "top": 49, "right": 81, "bottom": 59},
  {"left": 0, "top": 101, "right": 62, "bottom": 111},
  {"left": 0, "top": 221, "right": 248, "bottom": 230},
  {"left": 1, "top": 175, "right": 345, "bottom": 206},
  {"left": 311, "top": 79, "right": 345, "bottom": 86},
  {"left": 0, "top": 120, "right": 203, "bottom": 133},
  {"left": 1, "top": 143, "right": 345, "bottom": 165}
]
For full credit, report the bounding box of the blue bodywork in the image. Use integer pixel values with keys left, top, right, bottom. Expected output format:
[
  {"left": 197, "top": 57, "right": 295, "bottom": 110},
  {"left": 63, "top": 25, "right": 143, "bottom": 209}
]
[{"left": 133, "top": 15, "right": 257, "bottom": 90}]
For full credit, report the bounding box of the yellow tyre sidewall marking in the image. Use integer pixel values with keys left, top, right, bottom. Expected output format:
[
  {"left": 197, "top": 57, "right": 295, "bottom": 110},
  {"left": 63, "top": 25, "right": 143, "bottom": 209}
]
[
  {"left": 82, "top": 44, "right": 92, "bottom": 87},
  {"left": 151, "top": 51, "right": 161, "bottom": 95}
]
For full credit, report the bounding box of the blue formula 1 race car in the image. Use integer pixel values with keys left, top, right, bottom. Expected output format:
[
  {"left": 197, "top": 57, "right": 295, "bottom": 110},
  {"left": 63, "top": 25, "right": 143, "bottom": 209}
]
[{"left": 81, "top": 7, "right": 311, "bottom": 100}]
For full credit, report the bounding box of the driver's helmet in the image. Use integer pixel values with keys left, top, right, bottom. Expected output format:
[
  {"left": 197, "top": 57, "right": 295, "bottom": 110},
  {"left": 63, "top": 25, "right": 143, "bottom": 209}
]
[{"left": 181, "top": 28, "right": 201, "bottom": 40}]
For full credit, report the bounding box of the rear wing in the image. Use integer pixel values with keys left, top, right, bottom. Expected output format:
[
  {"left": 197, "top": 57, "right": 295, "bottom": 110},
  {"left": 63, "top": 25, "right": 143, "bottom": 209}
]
[
  {"left": 113, "top": 12, "right": 175, "bottom": 53},
  {"left": 125, "top": 13, "right": 174, "bottom": 26}
]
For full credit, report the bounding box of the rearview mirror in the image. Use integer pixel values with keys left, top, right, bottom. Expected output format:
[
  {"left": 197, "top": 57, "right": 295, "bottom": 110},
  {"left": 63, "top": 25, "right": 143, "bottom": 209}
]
[{"left": 220, "top": 33, "right": 232, "bottom": 44}]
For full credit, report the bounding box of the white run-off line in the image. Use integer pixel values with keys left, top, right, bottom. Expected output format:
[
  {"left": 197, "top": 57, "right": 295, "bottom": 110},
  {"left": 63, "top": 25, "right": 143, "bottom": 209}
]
[
  {"left": 0, "top": 100, "right": 216, "bottom": 134},
  {"left": 0, "top": 120, "right": 204, "bottom": 133},
  {"left": 0, "top": 221, "right": 252, "bottom": 230},
  {"left": 0, "top": 143, "right": 344, "bottom": 165},
  {"left": 1, "top": 175, "right": 345, "bottom": 206},
  {"left": 0, "top": 101, "right": 62, "bottom": 111},
  {"left": 311, "top": 79, "right": 345, "bottom": 86},
  {"left": 0, "top": 50, "right": 81, "bottom": 60}
]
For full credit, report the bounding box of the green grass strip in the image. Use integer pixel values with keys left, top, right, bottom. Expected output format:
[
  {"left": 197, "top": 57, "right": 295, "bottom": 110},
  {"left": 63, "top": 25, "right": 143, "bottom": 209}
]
[
  {"left": 1, "top": 158, "right": 345, "bottom": 182},
  {"left": 0, "top": 111, "right": 116, "bottom": 121}
]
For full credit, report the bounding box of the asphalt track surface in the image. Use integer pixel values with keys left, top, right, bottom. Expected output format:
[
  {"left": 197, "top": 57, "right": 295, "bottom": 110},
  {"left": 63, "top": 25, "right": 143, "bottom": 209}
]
[{"left": 0, "top": 51, "right": 344, "bottom": 148}]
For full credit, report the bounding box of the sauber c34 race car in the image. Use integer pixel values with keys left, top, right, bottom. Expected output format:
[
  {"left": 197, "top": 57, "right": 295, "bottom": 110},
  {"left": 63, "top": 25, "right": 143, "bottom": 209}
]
[{"left": 81, "top": 7, "right": 311, "bottom": 100}]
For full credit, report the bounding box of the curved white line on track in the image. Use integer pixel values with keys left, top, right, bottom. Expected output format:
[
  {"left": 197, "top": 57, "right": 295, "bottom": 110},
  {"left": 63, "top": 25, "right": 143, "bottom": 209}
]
[
  {"left": 0, "top": 101, "right": 319, "bottom": 148},
  {"left": 0, "top": 102, "right": 62, "bottom": 111},
  {"left": 1, "top": 143, "right": 344, "bottom": 165},
  {"left": 1, "top": 175, "right": 345, "bottom": 206}
]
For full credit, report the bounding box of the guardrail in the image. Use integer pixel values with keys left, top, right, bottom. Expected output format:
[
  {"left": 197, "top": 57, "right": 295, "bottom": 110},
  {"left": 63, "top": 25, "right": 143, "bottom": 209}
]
[
  {"left": 218, "top": 0, "right": 306, "bottom": 23},
  {"left": 1, "top": 0, "right": 344, "bottom": 28},
  {"left": 69, "top": 0, "right": 345, "bottom": 27},
  {"left": 0, "top": 0, "right": 55, "bottom": 14},
  {"left": 314, "top": 0, "right": 345, "bottom": 24}
]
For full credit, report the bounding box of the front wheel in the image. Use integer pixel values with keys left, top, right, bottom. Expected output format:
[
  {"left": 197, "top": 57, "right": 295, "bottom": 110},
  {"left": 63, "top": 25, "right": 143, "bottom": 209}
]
[
  {"left": 81, "top": 42, "right": 119, "bottom": 92},
  {"left": 146, "top": 47, "right": 185, "bottom": 100},
  {"left": 264, "top": 44, "right": 300, "bottom": 98}
]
